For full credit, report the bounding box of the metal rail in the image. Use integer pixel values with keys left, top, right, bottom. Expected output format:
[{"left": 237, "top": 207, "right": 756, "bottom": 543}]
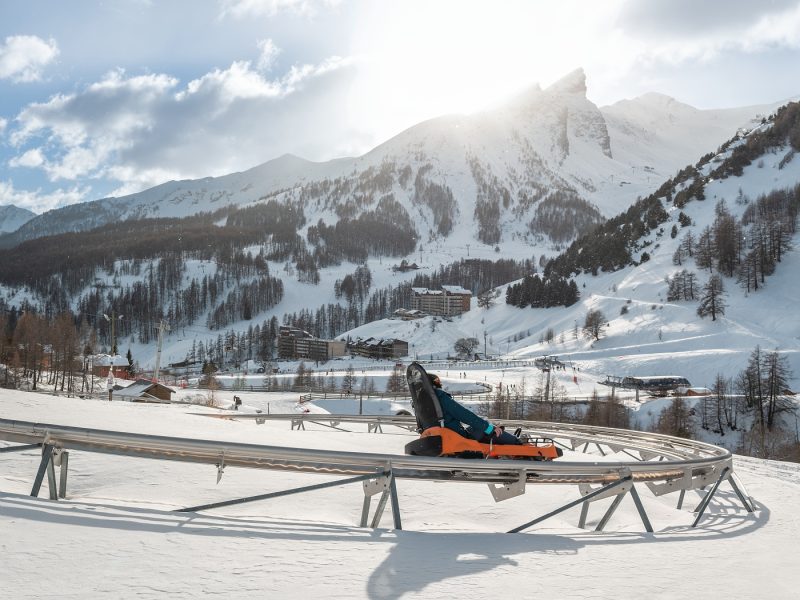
[
  {"left": 0, "top": 416, "right": 753, "bottom": 533},
  {"left": 208, "top": 412, "right": 730, "bottom": 467}
]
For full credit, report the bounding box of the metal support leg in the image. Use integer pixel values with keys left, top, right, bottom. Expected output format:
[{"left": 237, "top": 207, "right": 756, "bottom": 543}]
[
  {"left": 595, "top": 443, "right": 606, "bottom": 456},
  {"left": 179, "top": 472, "right": 377, "bottom": 512},
  {"left": 31, "top": 444, "right": 55, "bottom": 498},
  {"left": 629, "top": 484, "right": 653, "bottom": 532},
  {"left": 595, "top": 491, "right": 627, "bottom": 531},
  {"left": 578, "top": 502, "right": 589, "bottom": 529},
  {"left": 727, "top": 473, "right": 754, "bottom": 512},
  {"left": 361, "top": 473, "right": 392, "bottom": 529},
  {"left": 676, "top": 489, "right": 686, "bottom": 510},
  {"left": 360, "top": 495, "right": 372, "bottom": 528},
  {"left": 46, "top": 454, "right": 58, "bottom": 500},
  {"left": 692, "top": 466, "right": 730, "bottom": 527},
  {"left": 370, "top": 486, "right": 391, "bottom": 528},
  {"left": 509, "top": 475, "right": 631, "bottom": 533},
  {"left": 621, "top": 449, "right": 642, "bottom": 461},
  {"left": 389, "top": 472, "right": 402, "bottom": 530},
  {"left": 0, "top": 443, "right": 41, "bottom": 453},
  {"left": 59, "top": 451, "right": 69, "bottom": 499}
]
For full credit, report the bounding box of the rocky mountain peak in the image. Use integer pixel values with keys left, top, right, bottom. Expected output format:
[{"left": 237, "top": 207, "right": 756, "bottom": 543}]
[
  {"left": 0, "top": 204, "right": 36, "bottom": 234},
  {"left": 544, "top": 67, "right": 587, "bottom": 96}
]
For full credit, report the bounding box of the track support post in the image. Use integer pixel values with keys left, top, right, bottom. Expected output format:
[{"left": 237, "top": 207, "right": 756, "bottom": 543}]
[
  {"left": 31, "top": 443, "right": 57, "bottom": 499},
  {"left": 576, "top": 468, "right": 652, "bottom": 533},
  {"left": 692, "top": 466, "right": 730, "bottom": 527},
  {"left": 361, "top": 467, "right": 401, "bottom": 530},
  {"left": 727, "top": 472, "right": 755, "bottom": 512},
  {"left": 510, "top": 474, "right": 631, "bottom": 534},
  {"left": 488, "top": 470, "right": 526, "bottom": 502},
  {"left": 54, "top": 449, "right": 69, "bottom": 499}
]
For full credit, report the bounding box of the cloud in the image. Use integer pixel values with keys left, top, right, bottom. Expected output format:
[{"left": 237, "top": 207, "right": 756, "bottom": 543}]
[
  {"left": 0, "top": 179, "right": 89, "bottom": 213},
  {"left": 0, "top": 117, "right": 7, "bottom": 135},
  {"left": 0, "top": 35, "right": 59, "bottom": 82},
  {"left": 11, "top": 69, "right": 180, "bottom": 182},
  {"left": 8, "top": 148, "right": 45, "bottom": 168},
  {"left": 6, "top": 52, "right": 356, "bottom": 201},
  {"left": 257, "top": 39, "right": 281, "bottom": 72},
  {"left": 219, "top": 0, "right": 340, "bottom": 18},
  {"left": 617, "top": 0, "right": 800, "bottom": 44},
  {"left": 604, "top": 0, "right": 800, "bottom": 83}
]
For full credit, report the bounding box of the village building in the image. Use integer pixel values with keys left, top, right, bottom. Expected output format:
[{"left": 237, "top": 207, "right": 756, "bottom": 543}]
[
  {"left": 277, "top": 326, "right": 346, "bottom": 361},
  {"left": 410, "top": 285, "right": 472, "bottom": 316},
  {"left": 92, "top": 354, "right": 131, "bottom": 379},
  {"left": 347, "top": 337, "right": 409, "bottom": 360},
  {"left": 392, "top": 308, "right": 426, "bottom": 320},
  {"left": 112, "top": 379, "right": 175, "bottom": 403}
]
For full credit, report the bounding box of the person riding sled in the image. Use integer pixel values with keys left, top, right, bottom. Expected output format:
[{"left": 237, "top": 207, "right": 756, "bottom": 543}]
[{"left": 428, "top": 373, "right": 521, "bottom": 445}]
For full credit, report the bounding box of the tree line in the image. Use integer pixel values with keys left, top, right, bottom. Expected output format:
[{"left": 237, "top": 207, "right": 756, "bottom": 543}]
[
  {"left": 505, "top": 274, "right": 580, "bottom": 308},
  {"left": 478, "top": 347, "right": 797, "bottom": 463}
]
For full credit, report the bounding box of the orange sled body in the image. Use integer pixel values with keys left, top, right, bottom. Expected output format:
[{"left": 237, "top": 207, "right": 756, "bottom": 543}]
[{"left": 405, "top": 426, "right": 562, "bottom": 461}]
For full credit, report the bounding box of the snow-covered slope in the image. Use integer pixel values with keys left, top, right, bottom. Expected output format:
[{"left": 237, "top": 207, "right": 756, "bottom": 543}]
[
  {"left": 1, "top": 390, "right": 797, "bottom": 599},
  {"left": 0, "top": 69, "right": 782, "bottom": 249},
  {"left": 331, "top": 130, "right": 800, "bottom": 396},
  {"left": 602, "top": 93, "right": 776, "bottom": 187},
  {"left": 7, "top": 100, "right": 786, "bottom": 404}
]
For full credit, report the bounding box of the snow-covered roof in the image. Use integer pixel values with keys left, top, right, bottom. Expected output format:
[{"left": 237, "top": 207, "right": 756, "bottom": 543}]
[
  {"left": 441, "top": 285, "right": 471, "bottom": 295},
  {"left": 92, "top": 354, "right": 130, "bottom": 367},
  {"left": 113, "top": 379, "right": 175, "bottom": 398}
]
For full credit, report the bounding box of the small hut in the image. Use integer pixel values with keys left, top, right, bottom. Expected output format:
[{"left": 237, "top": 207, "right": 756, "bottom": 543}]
[{"left": 112, "top": 379, "right": 175, "bottom": 403}]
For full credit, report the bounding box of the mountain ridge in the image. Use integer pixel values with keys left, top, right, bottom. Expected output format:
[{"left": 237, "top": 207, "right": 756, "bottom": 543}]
[
  {"left": 0, "top": 69, "right": 784, "bottom": 250},
  {"left": 0, "top": 205, "right": 36, "bottom": 233}
]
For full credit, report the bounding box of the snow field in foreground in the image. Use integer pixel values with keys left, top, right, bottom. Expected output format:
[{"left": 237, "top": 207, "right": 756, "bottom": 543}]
[{"left": 1, "top": 390, "right": 799, "bottom": 599}]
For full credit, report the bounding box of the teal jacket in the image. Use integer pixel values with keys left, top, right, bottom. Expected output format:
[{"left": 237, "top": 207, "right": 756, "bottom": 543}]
[{"left": 433, "top": 388, "right": 494, "bottom": 439}]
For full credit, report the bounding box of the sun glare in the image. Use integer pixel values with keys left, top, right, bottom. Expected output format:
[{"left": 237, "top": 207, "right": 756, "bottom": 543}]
[{"left": 349, "top": 0, "right": 623, "bottom": 143}]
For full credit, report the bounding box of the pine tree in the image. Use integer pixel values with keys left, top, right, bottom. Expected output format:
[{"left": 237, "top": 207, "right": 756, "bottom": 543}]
[
  {"left": 762, "top": 350, "right": 793, "bottom": 429},
  {"left": 655, "top": 397, "right": 695, "bottom": 438},
  {"left": 695, "top": 226, "right": 715, "bottom": 272},
  {"left": 386, "top": 365, "right": 406, "bottom": 393},
  {"left": 294, "top": 361, "right": 309, "bottom": 390},
  {"left": 583, "top": 309, "right": 606, "bottom": 341},
  {"left": 341, "top": 365, "right": 356, "bottom": 393},
  {"left": 697, "top": 275, "right": 726, "bottom": 321}
]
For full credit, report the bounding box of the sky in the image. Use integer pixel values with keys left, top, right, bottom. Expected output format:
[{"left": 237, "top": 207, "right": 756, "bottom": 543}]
[{"left": 1, "top": 0, "right": 800, "bottom": 214}]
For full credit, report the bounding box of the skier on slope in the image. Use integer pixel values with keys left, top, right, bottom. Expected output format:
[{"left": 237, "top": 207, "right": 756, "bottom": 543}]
[{"left": 428, "top": 373, "right": 521, "bottom": 445}]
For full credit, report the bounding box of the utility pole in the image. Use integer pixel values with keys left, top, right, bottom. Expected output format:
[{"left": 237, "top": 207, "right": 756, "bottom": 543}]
[
  {"left": 483, "top": 330, "right": 488, "bottom": 359},
  {"left": 153, "top": 320, "right": 170, "bottom": 383},
  {"left": 544, "top": 367, "right": 551, "bottom": 404},
  {"left": 103, "top": 311, "right": 124, "bottom": 356}
]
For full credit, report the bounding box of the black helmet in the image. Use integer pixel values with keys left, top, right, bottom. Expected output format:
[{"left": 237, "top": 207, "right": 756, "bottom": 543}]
[{"left": 428, "top": 373, "right": 442, "bottom": 388}]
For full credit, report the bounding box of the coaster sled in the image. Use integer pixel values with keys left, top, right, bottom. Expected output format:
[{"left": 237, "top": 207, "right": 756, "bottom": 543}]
[{"left": 404, "top": 362, "right": 562, "bottom": 461}]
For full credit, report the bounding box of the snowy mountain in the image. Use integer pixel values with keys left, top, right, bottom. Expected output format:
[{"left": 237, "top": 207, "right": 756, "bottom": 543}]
[
  {"left": 336, "top": 104, "right": 800, "bottom": 395},
  {"left": 0, "top": 69, "right": 782, "bottom": 249},
  {"left": 1, "top": 74, "right": 798, "bottom": 403},
  {"left": 0, "top": 204, "right": 35, "bottom": 233}
]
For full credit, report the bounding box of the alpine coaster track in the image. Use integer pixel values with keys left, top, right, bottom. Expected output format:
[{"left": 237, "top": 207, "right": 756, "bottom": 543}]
[{"left": 0, "top": 416, "right": 755, "bottom": 533}]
